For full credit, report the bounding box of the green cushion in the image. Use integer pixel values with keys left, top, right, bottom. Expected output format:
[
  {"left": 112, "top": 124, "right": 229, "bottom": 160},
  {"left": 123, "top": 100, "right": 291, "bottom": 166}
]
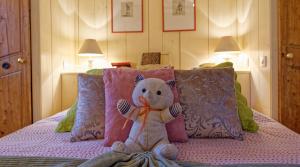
[
  {"left": 55, "top": 69, "right": 103, "bottom": 133},
  {"left": 86, "top": 69, "right": 103, "bottom": 75},
  {"left": 55, "top": 101, "right": 77, "bottom": 132},
  {"left": 199, "top": 62, "right": 259, "bottom": 132}
]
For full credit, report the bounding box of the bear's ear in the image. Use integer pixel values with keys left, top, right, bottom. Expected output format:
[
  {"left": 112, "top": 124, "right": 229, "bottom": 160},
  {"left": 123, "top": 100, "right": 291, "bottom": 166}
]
[
  {"left": 135, "top": 74, "right": 144, "bottom": 84},
  {"left": 166, "top": 80, "right": 176, "bottom": 89}
]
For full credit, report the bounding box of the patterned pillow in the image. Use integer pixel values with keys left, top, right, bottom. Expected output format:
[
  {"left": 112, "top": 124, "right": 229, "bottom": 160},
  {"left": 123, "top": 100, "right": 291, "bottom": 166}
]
[
  {"left": 199, "top": 62, "right": 259, "bottom": 132},
  {"left": 55, "top": 69, "right": 103, "bottom": 133},
  {"left": 175, "top": 68, "right": 243, "bottom": 140},
  {"left": 70, "top": 74, "right": 105, "bottom": 142}
]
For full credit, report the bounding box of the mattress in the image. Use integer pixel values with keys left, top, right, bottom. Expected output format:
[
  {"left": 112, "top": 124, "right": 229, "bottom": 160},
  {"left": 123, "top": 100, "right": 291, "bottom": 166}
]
[{"left": 0, "top": 111, "right": 299, "bottom": 165}]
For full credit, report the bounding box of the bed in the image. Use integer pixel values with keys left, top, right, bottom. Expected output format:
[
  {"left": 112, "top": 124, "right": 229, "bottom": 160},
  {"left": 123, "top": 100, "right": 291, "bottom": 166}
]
[{"left": 0, "top": 110, "right": 299, "bottom": 166}]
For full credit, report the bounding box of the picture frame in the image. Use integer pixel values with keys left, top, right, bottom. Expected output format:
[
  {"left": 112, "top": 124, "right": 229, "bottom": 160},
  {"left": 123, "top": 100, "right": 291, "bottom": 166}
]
[
  {"left": 162, "top": 0, "right": 196, "bottom": 32},
  {"left": 112, "top": 0, "right": 143, "bottom": 33}
]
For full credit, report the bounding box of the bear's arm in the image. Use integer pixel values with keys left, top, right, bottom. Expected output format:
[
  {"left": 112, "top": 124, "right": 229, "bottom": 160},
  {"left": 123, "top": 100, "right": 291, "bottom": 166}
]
[
  {"left": 117, "top": 99, "right": 139, "bottom": 121},
  {"left": 160, "top": 103, "right": 182, "bottom": 123}
]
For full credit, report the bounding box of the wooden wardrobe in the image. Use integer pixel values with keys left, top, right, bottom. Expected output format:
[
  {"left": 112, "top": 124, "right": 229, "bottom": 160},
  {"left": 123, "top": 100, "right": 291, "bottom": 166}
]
[{"left": 0, "top": 0, "right": 31, "bottom": 137}]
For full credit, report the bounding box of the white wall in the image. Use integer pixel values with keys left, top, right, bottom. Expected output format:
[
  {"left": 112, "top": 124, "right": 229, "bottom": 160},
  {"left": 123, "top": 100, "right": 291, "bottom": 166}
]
[{"left": 31, "top": 0, "right": 274, "bottom": 120}]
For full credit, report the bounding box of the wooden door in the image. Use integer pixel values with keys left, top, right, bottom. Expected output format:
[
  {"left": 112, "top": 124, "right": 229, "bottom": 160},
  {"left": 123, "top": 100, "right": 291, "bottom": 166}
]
[
  {"left": 279, "top": 0, "right": 300, "bottom": 133},
  {"left": 0, "top": 0, "right": 31, "bottom": 137}
]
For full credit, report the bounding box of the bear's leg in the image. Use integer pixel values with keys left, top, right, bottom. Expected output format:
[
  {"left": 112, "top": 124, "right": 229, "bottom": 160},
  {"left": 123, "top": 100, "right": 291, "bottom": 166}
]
[
  {"left": 153, "top": 143, "right": 178, "bottom": 160},
  {"left": 112, "top": 139, "right": 143, "bottom": 154},
  {"left": 111, "top": 141, "right": 127, "bottom": 153},
  {"left": 125, "top": 139, "right": 144, "bottom": 153}
]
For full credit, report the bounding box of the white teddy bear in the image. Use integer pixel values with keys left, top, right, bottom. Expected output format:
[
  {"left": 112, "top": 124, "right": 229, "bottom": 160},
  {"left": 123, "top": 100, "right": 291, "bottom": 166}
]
[{"left": 112, "top": 75, "right": 182, "bottom": 160}]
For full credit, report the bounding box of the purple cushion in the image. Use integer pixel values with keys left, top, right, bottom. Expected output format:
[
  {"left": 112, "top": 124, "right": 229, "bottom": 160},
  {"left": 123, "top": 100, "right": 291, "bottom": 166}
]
[
  {"left": 70, "top": 74, "right": 105, "bottom": 142},
  {"left": 175, "top": 68, "right": 244, "bottom": 139}
]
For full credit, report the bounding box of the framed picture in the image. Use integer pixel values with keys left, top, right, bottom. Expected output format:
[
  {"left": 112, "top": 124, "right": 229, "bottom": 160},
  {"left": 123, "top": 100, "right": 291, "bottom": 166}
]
[
  {"left": 112, "top": 0, "right": 143, "bottom": 33},
  {"left": 163, "top": 0, "right": 196, "bottom": 32}
]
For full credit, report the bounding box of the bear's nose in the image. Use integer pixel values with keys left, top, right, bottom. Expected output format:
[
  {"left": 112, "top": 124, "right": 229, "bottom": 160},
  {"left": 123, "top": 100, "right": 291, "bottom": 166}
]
[{"left": 144, "top": 91, "right": 154, "bottom": 100}]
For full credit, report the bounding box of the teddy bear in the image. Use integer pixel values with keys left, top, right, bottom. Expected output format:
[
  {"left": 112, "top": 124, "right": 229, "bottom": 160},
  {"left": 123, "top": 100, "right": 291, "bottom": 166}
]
[{"left": 111, "top": 75, "right": 183, "bottom": 160}]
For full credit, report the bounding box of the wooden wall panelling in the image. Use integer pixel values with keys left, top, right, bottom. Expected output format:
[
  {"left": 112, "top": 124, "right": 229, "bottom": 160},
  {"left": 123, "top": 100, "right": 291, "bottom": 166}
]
[
  {"left": 107, "top": 0, "right": 126, "bottom": 62},
  {"left": 78, "top": 0, "right": 99, "bottom": 66},
  {"left": 55, "top": 0, "right": 77, "bottom": 67},
  {"left": 126, "top": 0, "right": 149, "bottom": 64},
  {"left": 245, "top": 0, "right": 272, "bottom": 116},
  {"left": 244, "top": 0, "right": 272, "bottom": 116},
  {"left": 95, "top": 0, "right": 108, "bottom": 61},
  {"left": 31, "top": 0, "right": 274, "bottom": 119},
  {"left": 236, "top": 0, "right": 244, "bottom": 48},
  {"left": 61, "top": 73, "right": 78, "bottom": 110},
  {"left": 39, "top": 0, "right": 53, "bottom": 119},
  {"left": 51, "top": 0, "right": 75, "bottom": 114},
  {"left": 236, "top": 71, "right": 251, "bottom": 104},
  {"left": 160, "top": 0, "right": 180, "bottom": 68},
  {"left": 208, "top": 0, "right": 238, "bottom": 58},
  {"left": 78, "top": 0, "right": 98, "bottom": 43},
  {"left": 237, "top": 0, "right": 254, "bottom": 100},
  {"left": 74, "top": 0, "right": 79, "bottom": 65},
  {"left": 257, "top": 0, "right": 271, "bottom": 115},
  {"left": 162, "top": 33, "right": 180, "bottom": 68},
  {"left": 51, "top": 0, "right": 62, "bottom": 114},
  {"left": 76, "top": 0, "right": 109, "bottom": 67},
  {"left": 148, "top": 0, "right": 179, "bottom": 67},
  {"left": 245, "top": 0, "right": 260, "bottom": 112},
  {"left": 236, "top": 0, "right": 248, "bottom": 70},
  {"left": 148, "top": 0, "right": 163, "bottom": 53},
  {"left": 181, "top": 0, "right": 209, "bottom": 70},
  {"left": 237, "top": 0, "right": 251, "bottom": 50}
]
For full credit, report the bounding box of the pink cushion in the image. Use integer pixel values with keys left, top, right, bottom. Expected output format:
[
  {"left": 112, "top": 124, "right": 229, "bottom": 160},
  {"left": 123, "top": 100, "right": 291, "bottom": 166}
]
[{"left": 103, "top": 68, "right": 188, "bottom": 146}]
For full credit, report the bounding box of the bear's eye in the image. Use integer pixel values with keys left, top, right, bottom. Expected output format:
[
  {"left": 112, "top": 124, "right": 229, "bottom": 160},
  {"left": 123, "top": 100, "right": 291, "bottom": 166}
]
[
  {"left": 142, "top": 88, "right": 147, "bottom": 93},
  {"left": 157, "top": 91, "right": 162, "bottom": 95}
]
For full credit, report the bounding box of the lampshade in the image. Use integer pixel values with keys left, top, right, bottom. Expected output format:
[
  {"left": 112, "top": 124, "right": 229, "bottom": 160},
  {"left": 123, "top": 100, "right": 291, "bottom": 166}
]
[
  {"left": 78, "top": 39, "right": 103, "bottom": 57},
  {"left": 214, "top": 36, "right": 241, "bottom": 53}
]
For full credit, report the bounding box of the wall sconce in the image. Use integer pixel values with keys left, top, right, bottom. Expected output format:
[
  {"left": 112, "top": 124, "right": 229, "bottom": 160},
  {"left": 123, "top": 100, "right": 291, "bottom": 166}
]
[
  {"left": 78, "top": 39, "right": 103, "bottom": 69},
  {"left": 214, "top": 36, "right": 241, "bottom": 61}
]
